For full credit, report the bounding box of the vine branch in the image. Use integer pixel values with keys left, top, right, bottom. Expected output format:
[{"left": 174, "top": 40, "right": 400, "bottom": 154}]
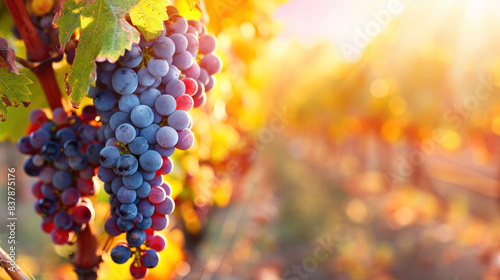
[
  {"left": 0, "top": 247, "right": 31, "bottom": 280},
  {"left": 4, "top": 0, "right": 65, "bottom": 110}
]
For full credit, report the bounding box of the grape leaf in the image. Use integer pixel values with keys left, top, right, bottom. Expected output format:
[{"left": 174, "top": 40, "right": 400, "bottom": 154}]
[
  {"left": 0, "top": 67, "right": 33, "bottom": 122},
  {"left": 54, "top": 0, "right": 169, "bottom": 108},
  {"left": 185, "top": 0, "right": 200, "bottom": 10},
  {"left": 0, "top": 37, "right": 32, "bottom": 122},
  {"left": 129, "top": 0, "right": 169, "bottom": 42}
]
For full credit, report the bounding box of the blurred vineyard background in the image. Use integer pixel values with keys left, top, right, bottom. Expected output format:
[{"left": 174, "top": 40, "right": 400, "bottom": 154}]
[{"left": 2, "top": 0, "right": 500, "bottom": 279}]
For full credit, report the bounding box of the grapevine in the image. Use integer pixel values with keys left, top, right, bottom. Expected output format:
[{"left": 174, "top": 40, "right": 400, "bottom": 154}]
[{"left": 4, "top": 0, "right": 224, "bottom": 279}]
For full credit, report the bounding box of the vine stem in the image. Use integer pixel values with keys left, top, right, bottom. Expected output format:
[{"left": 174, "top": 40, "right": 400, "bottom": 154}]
[
  {"left": 72, "top": 222, "right": 101, "bottom": 280},
  {"left": 4, "top": 0, "right": 65, "bottom": 111},
  {"left": 0, "top": 247, "right": 30, "bottom": 280}
]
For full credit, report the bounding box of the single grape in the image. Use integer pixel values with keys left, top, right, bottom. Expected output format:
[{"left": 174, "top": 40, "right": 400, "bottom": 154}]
[
  {"left": 112, "top": 68, "right": 139, "bottom": 95},
  {"left": 104, "top": 217, "right": 124, "bottom": 236},
  {"left": 72, "top": 204, "right": 93, "bottom": 224},
  {"left": 17, "top": 136, "right": 38, "bottom": 154},
  {"left": 176, "top": 94, "right": 194, "bottom": 111},
  {"left": 155, "top": 95, "right": 177, "bottom": 116},
  {"left": 198, "top": 69, "right": 210, "bottom": 86},
  {"left": 149, "top": 235, "right": 167, "bottom": 252},
  {"left": 110, "top": 112, "right": 131, "bottom": 131},
  {"left": 29, "top": 129, "right": 50, "bottom": 149},
  {"left": 140, "top": 249, "right": 160, "bottom": 268},
  {"left": 93, "top": 89, "right": 117, "bottom": 111},
  {"left": 139, "top": 88, "right": 161, "bottom": 107},
  {"left": 172, "top": 51, "right": 193, "bottom": 70},
  {"left": 167, "top": 110, "right": 190, "bottom": 131},
  {"left": 115, "top": 123, "right": 137, "bottom": 144},
  {"left": 51, "top": 229, "right": 70, "bottom": 245},
  {"left": 153, "top": 37, "right": 175, "bottom": 59},
  {"left": 61, "top": 188, "right": 81, "bottom": 207},
  {"left": 117, "top": 217, "right": 134, "bottom": 231},
  {"left": 117, "top": 186, "right": 137, "bottom": 204},
  {"left": 136, "top": 182, "right": 152, "bottom": 199},
  {"left": 130, "top": 263, "right": 148, "bottom": 279},
  {"left": 119, "top": 44, "right": 143, "bottom": 68},
  {"left": 63, "top": 140, "right": 81, "bottom": 157},
  {"left": 77, "top": 178, "right": 95, "bottom": 195},
  {"left": 139, "top": 150, "right": 162, "bottom": 172},
  {"left": 52, "top": 171, "right": 72, "bottom": 190},
  {"left": 135, "top": 216, "right": 152, "bottom": 230},
  {"left": 206, "top": 75, "right": 217, "bottom": 92},
  {"left": 29, "top": 109, "right": 47, "bottom": 126},
  {"left": 128, "top": 137, "right": 149, "bottom": 155},
  {"left": 119, "top": 203, "right": 138, "bottom": 220},
  {"left": 183, "top": 63, "right": 201, "bottom": 79},
  {"left": 131, "top": 105, "right": 154, "bottom": 128},
  {"left": 122, "top": 171, "right": 144, "bottom": 189},
  {"left": 54, "top": 212, "right": 73, "bottom": 230},
  {"left": 41, "top": 141, "right": 61, "bottom": 161},
  {"left": 166, "top": 15, "right": 188, "bottom": 34},
  {"left": 126, "top": 228, "right": 146, "bottom": 247},
  {"left": 147, "top": 58, "right": 169, "bottom": 77},
  {"left": 185, "top": 33, "right": 199, "bottom": 53},
  {"left": 161, "top": 65, "right": 180, "bottom": 85},
  {"left": 139, "top": 124, "right": 160, "bottom": 145},
  {"left": 156, "top": 126, "right": 178, "bottom": 148},
  {"left": 137, "top": 200, "right": 155, "bottom": 217},
  {"left": 111, "top": 244, "right": 132, "bottom": 264},
  {"left": 119, "top": 94, "right": 140, "bottom": 114},
  {"left": 38, "top": 197, "right": 57, "bottom": 215},
  {"left": 176, "top": 129, "right": 195, "bottom": 150},
  {"left": 200, "top": 53, "right": 223, "bottom": 75},
  {"left": 137, "top": 68, "right": 156, "bottom": 87},
  {"left": 169, "top": 33, "right": 188, "bottom": 53},
  {"left": 56, "top": 128, "right": 77, "bottom": 144},
  {"left": 166, "top": 5, "right": 179, "bottom": 16},
  {"left": 97, "top": 166, "right": 117, "bottom": 182},
  {"left": 148, "top": 186, "right": 166, "bottom": 204},
  {"left": 52, "top": 108, "right": 68, "bottom": 125},
  {"left": 151, "top": 214, "right": 168, "bottom": 231},
  {"left": 199, "top": 34, "right": 217, "bottom": 54},
  {"left": 158, "top": 157, "right": 173, "bottom": 174},
  {"left": 155, "top": 196, "right": 175, "bottom": 215}
]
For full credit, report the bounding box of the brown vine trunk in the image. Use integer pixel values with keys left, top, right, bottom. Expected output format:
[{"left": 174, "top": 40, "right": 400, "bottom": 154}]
[{"left": 72, "top": 222, "right": 101, "bottom": 280}]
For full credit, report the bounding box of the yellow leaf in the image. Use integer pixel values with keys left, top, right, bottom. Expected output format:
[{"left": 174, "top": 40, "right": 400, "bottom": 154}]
[{"left": 129, "top": 0, "right": 170, "bottom": 41}]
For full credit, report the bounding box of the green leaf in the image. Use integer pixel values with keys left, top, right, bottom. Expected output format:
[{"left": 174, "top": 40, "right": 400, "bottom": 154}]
[
  {"left": 0, "top": 37, "right": 32, "bottom": 122},
  {"left": 129, "top": 0, "right": 170, "bottom": 42},
  {"left": 55, "top": 0, "right": 139, "bottom": 108},
  {"left": 55, "top": 0, "right": 166, "bottom": 108},
  {"left": 0, "top": 67, "right": 32, "bottom": 122}
]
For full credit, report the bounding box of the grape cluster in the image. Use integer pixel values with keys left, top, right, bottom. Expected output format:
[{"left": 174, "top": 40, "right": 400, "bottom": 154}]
[
  {"left": 91, "top": 6, "right": 221, "bottom": 278},
  {"left": 17, "top": 107, "right": 102, "bottom": 245}
]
